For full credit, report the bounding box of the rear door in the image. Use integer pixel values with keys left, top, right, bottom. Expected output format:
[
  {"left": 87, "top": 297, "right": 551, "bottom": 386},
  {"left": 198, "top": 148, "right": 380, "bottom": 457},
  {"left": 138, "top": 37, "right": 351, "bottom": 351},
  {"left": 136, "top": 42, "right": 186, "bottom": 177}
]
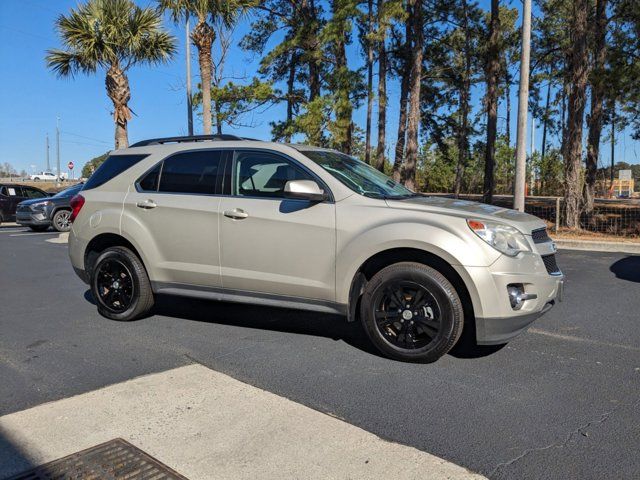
[
  {"left": 218, "top": 149, "right": 336, "bottom": 301},
  {"left": 122, "top": 149, "right": 227, "bottom": 287},
  {"left": 1, "top": 186, "right": 24, "bottom": 218}
]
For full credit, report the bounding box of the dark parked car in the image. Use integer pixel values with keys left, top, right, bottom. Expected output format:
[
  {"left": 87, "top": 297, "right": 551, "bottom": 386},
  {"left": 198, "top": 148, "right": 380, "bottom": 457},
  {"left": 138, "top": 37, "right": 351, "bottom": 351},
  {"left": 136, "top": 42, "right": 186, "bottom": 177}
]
[
  {"left": 16, "top": 183, "right": 84, "bottom": 232},
  {"left": 0, "top": 184, "right": 49, "bottom": 226}
]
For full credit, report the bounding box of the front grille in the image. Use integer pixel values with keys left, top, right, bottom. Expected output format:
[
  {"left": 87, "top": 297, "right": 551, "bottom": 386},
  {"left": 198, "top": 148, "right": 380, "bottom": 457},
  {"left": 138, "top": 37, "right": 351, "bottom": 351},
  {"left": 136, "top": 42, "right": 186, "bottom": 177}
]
[
  {"left": 531, "top": 227, "right": 551, "bottom": 244},
  {"left": 542, "top": 254, "right": 561, "bottom": 275},
  {"left": 16, "top": 205, "right": 31, "bottom": 213}
]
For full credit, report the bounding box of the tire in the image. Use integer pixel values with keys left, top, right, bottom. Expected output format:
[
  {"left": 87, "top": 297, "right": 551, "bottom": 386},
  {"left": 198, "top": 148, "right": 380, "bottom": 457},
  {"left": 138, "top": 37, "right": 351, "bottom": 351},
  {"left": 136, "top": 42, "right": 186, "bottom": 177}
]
[
  {"left": 90, "top": 246, "right": 154, "bottom": 321},
  {"left": 360, "top": 262, "right": 464, "bottom": 363},
  {"left": 29, "top": 225, "right": 49, "bottom": 232},
  {"left": 33, "top": 177, "right": 40, "bottom": 181},
  {"left": 52, "top": 209, "right": 72, "bottom": 232}
]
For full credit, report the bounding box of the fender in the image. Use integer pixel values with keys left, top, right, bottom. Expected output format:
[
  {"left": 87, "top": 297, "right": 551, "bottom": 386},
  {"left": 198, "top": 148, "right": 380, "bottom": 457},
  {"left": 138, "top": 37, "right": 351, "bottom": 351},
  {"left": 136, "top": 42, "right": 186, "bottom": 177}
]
[{"left": 336, "top": 221, "right": 496, "bottom": 318}]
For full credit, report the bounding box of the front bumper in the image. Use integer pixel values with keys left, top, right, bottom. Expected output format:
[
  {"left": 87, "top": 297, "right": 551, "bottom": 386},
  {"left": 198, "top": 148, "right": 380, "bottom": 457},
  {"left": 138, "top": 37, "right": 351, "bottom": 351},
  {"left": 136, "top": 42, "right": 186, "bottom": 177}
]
[
  {"left": 16, "top": 211, "right": 51, "bottom": 227},
  {"left": 456, "top": 251, "right": 564, "bottom": 345},
  {"left": 475, "top": 294, "right": 559, "bottom": 345}
]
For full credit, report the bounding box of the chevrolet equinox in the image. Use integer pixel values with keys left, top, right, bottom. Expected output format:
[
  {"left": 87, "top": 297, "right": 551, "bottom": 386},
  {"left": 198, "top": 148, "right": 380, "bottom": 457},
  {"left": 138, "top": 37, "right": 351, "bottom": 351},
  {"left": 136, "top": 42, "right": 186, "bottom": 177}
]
[{"left": 68, "top": 135, "right": 563, "bottom": 363}]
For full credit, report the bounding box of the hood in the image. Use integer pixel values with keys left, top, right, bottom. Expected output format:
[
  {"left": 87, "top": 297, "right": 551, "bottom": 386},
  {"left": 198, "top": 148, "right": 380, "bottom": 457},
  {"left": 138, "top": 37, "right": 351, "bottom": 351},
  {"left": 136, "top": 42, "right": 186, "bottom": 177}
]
[{"left": 385, "top": 195, "right": 546, "bottom": 234}]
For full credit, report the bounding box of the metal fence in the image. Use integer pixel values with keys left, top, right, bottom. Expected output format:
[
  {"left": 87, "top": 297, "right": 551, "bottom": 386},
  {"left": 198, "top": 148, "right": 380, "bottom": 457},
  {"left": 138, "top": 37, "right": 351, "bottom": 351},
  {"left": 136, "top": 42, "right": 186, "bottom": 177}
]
[{"left": 427, "top": 193, "right": 640, "bottom": 237}]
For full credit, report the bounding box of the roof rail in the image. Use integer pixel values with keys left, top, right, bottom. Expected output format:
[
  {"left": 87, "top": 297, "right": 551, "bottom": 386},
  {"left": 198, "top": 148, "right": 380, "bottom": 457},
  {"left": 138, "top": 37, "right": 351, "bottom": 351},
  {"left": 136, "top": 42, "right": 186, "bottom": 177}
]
[{"left": 130, "top": 134, "right": 250, "bottom": 147}]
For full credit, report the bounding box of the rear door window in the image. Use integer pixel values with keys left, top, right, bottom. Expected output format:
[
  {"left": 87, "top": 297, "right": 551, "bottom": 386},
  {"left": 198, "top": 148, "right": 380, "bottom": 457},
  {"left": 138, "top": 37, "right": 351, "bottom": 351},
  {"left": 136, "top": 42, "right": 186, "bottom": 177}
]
[
  {"left": 157, "top": 150, "right": 224, "bottom": 195},
  {"left": 84, "top": 154, "right": 149, "bottom": 190}
]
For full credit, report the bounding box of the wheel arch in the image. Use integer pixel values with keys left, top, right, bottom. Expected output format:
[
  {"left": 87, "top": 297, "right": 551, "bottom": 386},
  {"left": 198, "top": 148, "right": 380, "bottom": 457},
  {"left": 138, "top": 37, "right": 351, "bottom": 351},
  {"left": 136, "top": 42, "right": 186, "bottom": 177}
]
[
  {"left": 84, "top": 233, "right": 145, "bottom": 280},
  {"left": 346, "top": 248, "right": 478, "bottom": 331}
]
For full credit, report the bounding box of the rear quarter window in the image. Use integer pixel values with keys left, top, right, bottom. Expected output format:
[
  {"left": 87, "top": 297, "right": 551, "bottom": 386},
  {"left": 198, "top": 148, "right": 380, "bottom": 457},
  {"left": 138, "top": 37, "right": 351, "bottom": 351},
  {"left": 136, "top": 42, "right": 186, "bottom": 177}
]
[{"left": 83, "top": 154, "right": 149, "bottom": 190}]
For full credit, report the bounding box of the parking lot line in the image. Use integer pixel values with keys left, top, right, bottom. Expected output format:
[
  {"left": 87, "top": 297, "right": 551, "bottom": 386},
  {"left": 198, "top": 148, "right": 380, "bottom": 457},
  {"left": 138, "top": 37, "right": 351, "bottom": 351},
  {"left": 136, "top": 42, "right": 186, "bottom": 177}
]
[
  {"left": 0, "top": 364, "right": 484, "bottom": 480},
  {"left": 9, "top": 231, "right": 60, "bottom": 237}
]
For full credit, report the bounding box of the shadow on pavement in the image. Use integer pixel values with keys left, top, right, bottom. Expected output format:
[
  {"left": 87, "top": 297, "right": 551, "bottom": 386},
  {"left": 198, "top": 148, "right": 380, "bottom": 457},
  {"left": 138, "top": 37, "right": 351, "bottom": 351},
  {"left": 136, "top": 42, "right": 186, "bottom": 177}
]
[
  {"left": 0, "top": 429, "right": 36, "bottom": 479},
  {"left": 610, "top": 256, "right": 640, "bottom": 283},
  {"left": 83, "top": 290, "right": 507, "bottom": 361}
]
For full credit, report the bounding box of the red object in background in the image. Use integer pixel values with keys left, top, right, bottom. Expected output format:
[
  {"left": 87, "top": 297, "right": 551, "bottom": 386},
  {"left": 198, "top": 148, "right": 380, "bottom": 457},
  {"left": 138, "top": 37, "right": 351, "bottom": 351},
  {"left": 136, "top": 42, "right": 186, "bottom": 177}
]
[{"left": 69, "top": 194, "right": 85, "bottom": 222}]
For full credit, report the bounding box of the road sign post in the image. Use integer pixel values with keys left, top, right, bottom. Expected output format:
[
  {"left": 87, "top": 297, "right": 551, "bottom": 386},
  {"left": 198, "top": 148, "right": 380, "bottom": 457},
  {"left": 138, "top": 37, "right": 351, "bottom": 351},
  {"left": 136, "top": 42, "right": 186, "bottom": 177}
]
[{"left": 68, "top": 161, "right": 74, "bottom": 180}]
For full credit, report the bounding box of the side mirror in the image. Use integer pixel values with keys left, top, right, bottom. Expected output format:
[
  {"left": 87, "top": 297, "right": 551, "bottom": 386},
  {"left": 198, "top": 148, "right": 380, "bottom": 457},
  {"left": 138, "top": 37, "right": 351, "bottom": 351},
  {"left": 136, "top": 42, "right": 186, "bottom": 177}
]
[{"left": 284, "top": 180, "right": 327, "bottom": 202}]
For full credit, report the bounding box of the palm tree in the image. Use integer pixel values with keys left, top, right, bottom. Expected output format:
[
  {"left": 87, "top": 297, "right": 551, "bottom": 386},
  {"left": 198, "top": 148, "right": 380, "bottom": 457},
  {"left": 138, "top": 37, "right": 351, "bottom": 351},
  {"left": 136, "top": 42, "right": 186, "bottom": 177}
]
[
  {"left": 46, "top": 0, "right": 176, "bottom": 149},
  {"left": 158, "top": 0, "right": 254, "bottom": 135}
]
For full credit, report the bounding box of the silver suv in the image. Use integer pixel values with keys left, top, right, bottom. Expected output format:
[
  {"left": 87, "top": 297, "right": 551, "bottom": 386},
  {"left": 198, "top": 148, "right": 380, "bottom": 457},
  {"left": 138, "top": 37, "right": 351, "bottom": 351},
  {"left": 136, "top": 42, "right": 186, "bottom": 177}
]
[{"left": 68, "top": 135, "right": 563, "bottom": 363}]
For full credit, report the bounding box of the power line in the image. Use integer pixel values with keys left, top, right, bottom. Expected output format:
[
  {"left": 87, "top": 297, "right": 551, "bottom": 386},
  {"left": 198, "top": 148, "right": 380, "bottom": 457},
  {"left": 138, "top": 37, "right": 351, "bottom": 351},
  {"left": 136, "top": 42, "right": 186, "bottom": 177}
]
[{"left": 60, "top": 130, "right": 110, "bottom": 145}]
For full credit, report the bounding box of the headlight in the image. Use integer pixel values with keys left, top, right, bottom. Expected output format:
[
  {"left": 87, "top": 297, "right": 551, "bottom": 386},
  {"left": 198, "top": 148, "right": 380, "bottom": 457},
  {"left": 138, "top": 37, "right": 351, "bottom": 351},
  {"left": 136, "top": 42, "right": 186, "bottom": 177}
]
[
  {"left": 467, "top": 219, "right": 531, "bottom": 257},
  {"left": 30, "top": 201, "right": 52, "bottom": 210}
]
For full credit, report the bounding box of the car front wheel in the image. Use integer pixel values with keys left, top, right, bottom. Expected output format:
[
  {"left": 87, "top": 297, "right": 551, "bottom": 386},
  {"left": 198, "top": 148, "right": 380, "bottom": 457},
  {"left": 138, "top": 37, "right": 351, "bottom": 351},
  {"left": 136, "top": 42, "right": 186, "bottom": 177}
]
[
  {"left": 90, "top": 246, "right": 154, "bottom": 321},
  {"left": 360, "top": 262, "right": 464, "bottom": 363},
  {"left": 52, "top": 209, "right": 72, "bottom": 232}
]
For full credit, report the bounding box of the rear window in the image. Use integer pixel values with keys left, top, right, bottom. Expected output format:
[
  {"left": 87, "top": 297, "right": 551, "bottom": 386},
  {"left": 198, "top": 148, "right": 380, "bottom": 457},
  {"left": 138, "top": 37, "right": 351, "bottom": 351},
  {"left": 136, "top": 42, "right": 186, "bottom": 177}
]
[{"left": 83, "top": 154, "right": 149, "bottom": 190}]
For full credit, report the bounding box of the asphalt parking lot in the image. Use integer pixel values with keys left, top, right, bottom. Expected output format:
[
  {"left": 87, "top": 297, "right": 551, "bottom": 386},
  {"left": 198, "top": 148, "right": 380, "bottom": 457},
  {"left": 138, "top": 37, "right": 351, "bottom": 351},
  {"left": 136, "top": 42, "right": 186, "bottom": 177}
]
[{"left": 1, "top": 224, "right": 639, "bottom": 479}]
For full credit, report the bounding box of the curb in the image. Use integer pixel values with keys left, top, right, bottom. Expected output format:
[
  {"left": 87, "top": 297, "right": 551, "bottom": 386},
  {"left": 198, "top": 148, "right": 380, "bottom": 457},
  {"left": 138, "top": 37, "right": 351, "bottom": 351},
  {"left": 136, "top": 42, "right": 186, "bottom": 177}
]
[{"left": 554, "top": 238, "right": 640, "bottom": 254}]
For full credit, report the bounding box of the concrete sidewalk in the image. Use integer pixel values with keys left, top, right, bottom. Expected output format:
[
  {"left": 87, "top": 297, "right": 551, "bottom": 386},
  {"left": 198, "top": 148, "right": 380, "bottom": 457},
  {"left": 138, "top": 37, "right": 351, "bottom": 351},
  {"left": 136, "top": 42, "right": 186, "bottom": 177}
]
[
  {"left": 0, "top": 364, "right": 485, "bottom": 480},
  {"left": 554, "top": 238, "right": 640, "bottom": 254}
]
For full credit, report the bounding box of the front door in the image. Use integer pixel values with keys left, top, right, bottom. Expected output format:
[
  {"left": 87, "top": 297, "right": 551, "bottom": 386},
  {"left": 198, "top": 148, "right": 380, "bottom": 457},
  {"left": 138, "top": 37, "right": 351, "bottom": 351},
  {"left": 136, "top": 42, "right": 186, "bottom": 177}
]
[
  {"left": 219, "top": 149, "right": 336, "bottom": 302},
  {"left": 122, "top": 149, "right": 226, "bottom": 287}
]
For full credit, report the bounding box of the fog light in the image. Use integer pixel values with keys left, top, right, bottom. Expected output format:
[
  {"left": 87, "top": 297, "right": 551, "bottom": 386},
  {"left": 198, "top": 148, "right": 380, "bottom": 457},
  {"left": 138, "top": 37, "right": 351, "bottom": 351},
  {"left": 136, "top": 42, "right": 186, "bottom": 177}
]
[{"left": 507, "top": 284, "right": 537, "bottom": 310}]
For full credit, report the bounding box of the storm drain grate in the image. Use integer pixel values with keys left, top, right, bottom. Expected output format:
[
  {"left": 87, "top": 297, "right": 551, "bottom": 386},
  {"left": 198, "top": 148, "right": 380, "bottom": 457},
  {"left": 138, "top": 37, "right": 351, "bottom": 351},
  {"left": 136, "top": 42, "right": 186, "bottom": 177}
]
[{"left": 7, "top": 438, "right": 188, "bottom": 480}]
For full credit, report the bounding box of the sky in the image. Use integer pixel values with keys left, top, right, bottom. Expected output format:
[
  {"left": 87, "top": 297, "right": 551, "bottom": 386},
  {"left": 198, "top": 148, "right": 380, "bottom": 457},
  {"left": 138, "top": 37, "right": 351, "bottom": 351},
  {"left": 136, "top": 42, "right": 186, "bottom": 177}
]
[{"left": 0, "top": 0, "right": 638, "bottom": 176}]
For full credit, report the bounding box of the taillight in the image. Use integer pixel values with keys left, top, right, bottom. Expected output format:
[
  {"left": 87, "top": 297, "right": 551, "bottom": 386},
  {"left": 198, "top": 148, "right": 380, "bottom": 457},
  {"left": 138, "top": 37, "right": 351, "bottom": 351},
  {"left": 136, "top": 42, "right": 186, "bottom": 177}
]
[{"left": 69, "top": 194, "right": 85, "bottom": 222}]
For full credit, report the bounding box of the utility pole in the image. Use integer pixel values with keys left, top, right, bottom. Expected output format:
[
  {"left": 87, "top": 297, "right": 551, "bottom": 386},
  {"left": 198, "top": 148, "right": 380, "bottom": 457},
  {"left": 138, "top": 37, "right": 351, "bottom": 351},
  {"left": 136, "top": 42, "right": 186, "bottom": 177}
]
[
  {"left": 186, "top": 15, "right": 193, "bottom": 136},
  {"left": 56, "top": 117, "right": 61, "bottom": 187},
  {"left": 46, "top": 133, "right": 50, "bottom": 171},
  {"left": 514, "top": 0, "right": 531, "bottom": 212}
]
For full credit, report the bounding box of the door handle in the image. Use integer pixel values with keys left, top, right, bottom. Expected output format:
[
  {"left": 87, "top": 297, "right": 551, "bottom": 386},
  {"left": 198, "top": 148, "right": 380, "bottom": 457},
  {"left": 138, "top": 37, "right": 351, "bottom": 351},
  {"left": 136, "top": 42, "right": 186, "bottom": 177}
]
[
  {"left": 223, "top": 208, "right": 249, "bottom": 220},
  {"left": 136, "top": 199, "right": 157, "bottom": 209}
]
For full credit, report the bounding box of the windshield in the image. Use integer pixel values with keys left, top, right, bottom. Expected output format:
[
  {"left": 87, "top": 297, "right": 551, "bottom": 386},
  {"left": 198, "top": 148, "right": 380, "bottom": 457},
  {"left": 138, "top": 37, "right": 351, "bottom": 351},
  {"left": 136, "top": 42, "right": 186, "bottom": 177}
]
[
  {"left": 301, "top": 150, "right": 417, "bottom": 199},
  {"left": 53, "top": 183, "right": 82, "bottom": 198}
]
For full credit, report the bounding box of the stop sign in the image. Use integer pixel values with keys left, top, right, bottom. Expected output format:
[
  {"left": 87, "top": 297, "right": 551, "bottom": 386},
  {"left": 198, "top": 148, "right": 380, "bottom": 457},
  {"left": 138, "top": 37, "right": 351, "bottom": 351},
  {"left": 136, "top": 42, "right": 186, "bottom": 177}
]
[{"left": 68, "top": 161, "right": 74, "bottom": 170}]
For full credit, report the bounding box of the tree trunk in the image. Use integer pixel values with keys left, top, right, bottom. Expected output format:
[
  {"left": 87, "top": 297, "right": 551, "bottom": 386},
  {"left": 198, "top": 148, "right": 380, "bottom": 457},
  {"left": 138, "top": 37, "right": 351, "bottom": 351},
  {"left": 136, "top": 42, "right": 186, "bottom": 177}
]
[
  {"left": 584, "top": 0, "right": 608, "bottom": 212},
  {"left": 192, "top": 19, "right": 215, "bottom": 135},
  {"left": 454, "top": 0, "right": 472, "bottom": 197},
  {"left": 365, "top": 0, "right": 374, "bottom": 164},
  {"left": 285, "top": 52, "right": 297, "bottom": 143},
  {"left": 301, "top": 1, "right": 321, "bottom": 102},
  {"left": 375, "top": 11, "right": 387, "bottom": 173},
  {"left": 563, "top": 0, "right": 590, "bottom": 229},
  {"left": 106, "top": 62, "right": 131, "bottom": 149},
  {"left": 505, "top": 70, "right": 511, "bottom": 146},
  {"left": 333, "top": 0, "right": 352, "bottom": 154},
  {"left": 392, "top": 20, "right": 411, "bottom": 182},
  {"left": 540, "top": 77, "right": 551, "bottom": 165},
  {"left": 402, "top": 0, "right": 423, "bottom": 190},
  {"left": 483, "top": 0, "right": 500, "bottom": 204}
]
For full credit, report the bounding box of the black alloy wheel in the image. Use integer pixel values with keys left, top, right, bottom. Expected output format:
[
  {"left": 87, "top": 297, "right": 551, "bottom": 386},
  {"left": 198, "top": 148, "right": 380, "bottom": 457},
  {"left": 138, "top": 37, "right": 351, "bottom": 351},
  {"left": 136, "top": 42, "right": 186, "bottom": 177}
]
[
  {"left": 373, "top": 281, "right": 442, "bottom": 351},
  {"left": 90, "top": 246, "right": 154, "bottom": 321},
  {"left": 360, "top": 262, "right": 464, "bottom": 363},
  {"left": 94, "top": 259, "right": 135, "bottom": 313}
]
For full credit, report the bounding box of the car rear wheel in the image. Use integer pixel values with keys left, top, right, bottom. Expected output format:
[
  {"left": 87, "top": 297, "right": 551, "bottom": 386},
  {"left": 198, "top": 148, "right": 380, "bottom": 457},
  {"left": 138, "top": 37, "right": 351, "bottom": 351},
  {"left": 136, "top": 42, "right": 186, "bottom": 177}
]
[
  {"left": 29, "top": 225, "right": 49, "bottom": 232},
  {"left": 360, "top": 262, "right": 464, "bottom": 363},
  {"left": 91, "top": 246, "right": 154, "bottom": 321},
  {"left": 52, "top": 209, "right": 72, "bottom": 232}
]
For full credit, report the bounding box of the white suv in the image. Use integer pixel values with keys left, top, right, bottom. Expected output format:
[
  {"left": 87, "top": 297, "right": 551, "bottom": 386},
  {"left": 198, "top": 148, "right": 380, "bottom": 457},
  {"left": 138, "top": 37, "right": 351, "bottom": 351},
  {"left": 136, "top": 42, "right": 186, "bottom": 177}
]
[{"left": 67, "top": 135, "right": 563, "bottom": 362}]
